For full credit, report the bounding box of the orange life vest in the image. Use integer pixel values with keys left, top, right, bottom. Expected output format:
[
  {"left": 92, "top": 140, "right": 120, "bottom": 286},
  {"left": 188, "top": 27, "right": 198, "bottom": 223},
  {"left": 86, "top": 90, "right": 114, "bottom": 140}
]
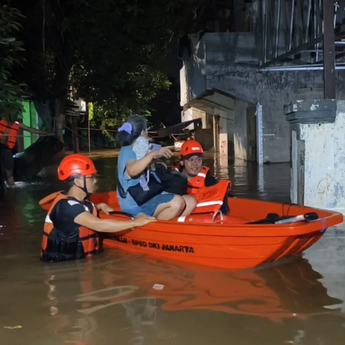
[
  {"left": 0, "top": 118, "right": 19, "bottom": 149},
  {"left": 176, "top": 180, "right": 231, "bottom": 222},
  {"left": 172, "top": 165, "right": 210, "bottom": 195},
  {"left": 40, "top": 192, "right": 101, "bottom": 262},
  {"left": 193, "top": 180, "right": 230, "bottom": 214}
]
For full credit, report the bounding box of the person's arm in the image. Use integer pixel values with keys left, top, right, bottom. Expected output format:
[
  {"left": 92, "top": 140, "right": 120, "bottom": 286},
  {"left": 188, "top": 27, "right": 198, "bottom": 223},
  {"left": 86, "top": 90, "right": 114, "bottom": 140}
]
[
  {"left": 126, "top": 152, "right": 155, "bottom": 177},
  {"left": 53, "top": 199, "right": 155, "bottom": 234},
  {"left": 74, "top": 212, "right": 156, "bottom": 233},
  {"left": 126, "top": 147, "right": 173, "bottom": 177},
  {"left": 18, "top": 122, "right": 52, "bottom": 135}
]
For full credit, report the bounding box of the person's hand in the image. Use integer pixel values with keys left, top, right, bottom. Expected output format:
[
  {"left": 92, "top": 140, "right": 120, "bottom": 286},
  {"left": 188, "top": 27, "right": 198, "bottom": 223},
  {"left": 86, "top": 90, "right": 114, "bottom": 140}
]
[
  {"left": 133, "top": 213, "right": 156, "bottom": 227},
  {"left": 97, "top": 203, "right": 114, "bottom": 215},
  {"left": 151, "top": 147, "right": 173, "bottom": 159}
]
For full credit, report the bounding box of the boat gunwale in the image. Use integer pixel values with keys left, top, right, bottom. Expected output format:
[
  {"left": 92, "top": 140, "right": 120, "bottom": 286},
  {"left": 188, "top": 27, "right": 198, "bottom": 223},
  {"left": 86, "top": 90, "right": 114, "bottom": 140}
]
[
  {"left": 99, "top": 212, "right": 342, "bottom": 237},
  {"left": 40, "top": 190, "right": 343, "bottom": 237}
]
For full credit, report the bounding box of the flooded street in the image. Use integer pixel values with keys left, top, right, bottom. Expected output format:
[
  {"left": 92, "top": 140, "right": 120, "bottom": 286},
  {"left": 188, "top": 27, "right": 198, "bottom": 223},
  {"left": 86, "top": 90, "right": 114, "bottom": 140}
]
[{"left": 1, "top": 153, "right": 345, "bottom": 344}]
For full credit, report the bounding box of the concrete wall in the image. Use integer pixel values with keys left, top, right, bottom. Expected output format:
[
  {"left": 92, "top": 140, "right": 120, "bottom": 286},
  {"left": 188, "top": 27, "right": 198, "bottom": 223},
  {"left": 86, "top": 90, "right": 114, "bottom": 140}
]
[
  {"left": 192, "top": 108, "right": 207, "bottom": 128},
  {"left": 179, "top": 36, "right": 207, "bottom": 106},
  {"left": 219, "top": 109, "right": 234, "bottom": 156},
  {"left": 226, "top": 110, "right": 234, "bottom": 157},
  {"left": 232, "top": 99, "right": 257, "bottom": 162},
  {"left": 181, "top": 107, "right": 208, "bottom": 131},
  {"left": 180, "top": 32, "right": 345, "bottom": 163},
  {"left": 181, "top": 107, "right": 193, "bottom": 126},
  {"left": 233, "top": 99, "right": 248, "bottom": 160},
  {"left": 182, "top": 106, "right": 234, "bottom": 154},
  {"left": 182, "top": 107, "right": 215, "bottom": 151},
  {"left": 214, "top": 109, "right": 233, "bottom": 156},
  {"left": 290, "top": 100, "right": 345, "bottom": 214}
]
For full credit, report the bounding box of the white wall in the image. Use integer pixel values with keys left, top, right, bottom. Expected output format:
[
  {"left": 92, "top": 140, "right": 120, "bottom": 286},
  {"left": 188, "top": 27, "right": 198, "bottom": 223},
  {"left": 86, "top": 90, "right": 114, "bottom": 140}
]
[{"left": 291, "top": 100, "right": 345, "bottom": 214}]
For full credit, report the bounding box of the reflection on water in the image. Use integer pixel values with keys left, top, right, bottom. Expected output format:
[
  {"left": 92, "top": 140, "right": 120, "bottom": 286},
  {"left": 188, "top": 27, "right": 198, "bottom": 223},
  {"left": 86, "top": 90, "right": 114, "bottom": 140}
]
[
  {"left": 1, "top": 153, "right": 345, "bottom": 344},
  {"left": 72, "top": 255, "right": 342, "bottom": 320}
]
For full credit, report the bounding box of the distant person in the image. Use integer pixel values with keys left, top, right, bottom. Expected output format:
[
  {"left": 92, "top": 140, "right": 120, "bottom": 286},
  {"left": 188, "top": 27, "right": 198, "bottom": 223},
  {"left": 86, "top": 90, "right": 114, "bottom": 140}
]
[
  {"left": 115, "top": 114, "right": 196, "bottom": 220},
  {"left": 40, "top": 154, "right": 155, "bottom": 262},
  {"left": 173, "top": 140, "right": 230, "bottom": 215},
  {"left": 0, "top": 117, "right": 50, "bottom": 185}
]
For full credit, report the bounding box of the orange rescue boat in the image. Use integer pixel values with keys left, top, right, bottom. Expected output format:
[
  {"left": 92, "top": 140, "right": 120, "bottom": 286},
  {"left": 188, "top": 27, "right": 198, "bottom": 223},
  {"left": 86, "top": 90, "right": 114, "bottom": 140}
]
[{"left": 39, "top": 181, "right": 343, "bottom": 270}]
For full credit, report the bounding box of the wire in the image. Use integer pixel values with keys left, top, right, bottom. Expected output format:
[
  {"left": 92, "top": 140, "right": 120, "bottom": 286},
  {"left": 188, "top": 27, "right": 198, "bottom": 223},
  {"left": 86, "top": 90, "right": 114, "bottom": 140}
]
[
  {"left": 0, "top": 133, "right": 54, "bottom": 138},
  {"left": 77, "top": 127, "right": 118, "bottom": 132},
  {"left": 63, "top": 124, "right": 115, "bottom": 149}
]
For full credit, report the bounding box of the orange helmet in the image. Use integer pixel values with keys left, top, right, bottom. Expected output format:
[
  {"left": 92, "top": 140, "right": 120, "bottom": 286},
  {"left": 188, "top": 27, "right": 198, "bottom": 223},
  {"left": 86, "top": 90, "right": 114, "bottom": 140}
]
[
  {"left": 180, "top": 140, "right": 203, "bottom": 158},
  {"left": 57, "top": 154, "right": 97, "bottom": 181}
]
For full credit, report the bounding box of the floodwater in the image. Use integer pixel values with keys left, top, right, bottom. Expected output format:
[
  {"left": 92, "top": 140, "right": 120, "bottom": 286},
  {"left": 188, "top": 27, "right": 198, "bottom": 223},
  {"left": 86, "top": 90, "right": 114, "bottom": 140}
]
[{"left": 1, "top": 153, "right": 345, "bottom": 345}]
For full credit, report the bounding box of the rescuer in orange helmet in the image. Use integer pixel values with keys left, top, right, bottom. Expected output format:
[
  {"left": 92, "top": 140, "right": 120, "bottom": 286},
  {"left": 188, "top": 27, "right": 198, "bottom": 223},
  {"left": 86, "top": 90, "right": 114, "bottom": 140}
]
[
  {"left": 174, "top": 140, "right": 217, "bottom": 193},
  {"left": 173, "top": 140, "right": 230, "bottom": 215},
  {"left": 39, "top": 154, "right": 155, "bottom": 262}
]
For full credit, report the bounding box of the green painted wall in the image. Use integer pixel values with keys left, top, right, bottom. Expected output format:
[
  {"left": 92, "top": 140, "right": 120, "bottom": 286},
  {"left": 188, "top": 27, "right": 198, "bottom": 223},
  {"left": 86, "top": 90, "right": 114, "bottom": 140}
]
[
  {"left": 21, "top": 101, "right": 38, "bottom": 149},
  {"left": 0, "top": 99, "right": 39, "bottom": 149}
]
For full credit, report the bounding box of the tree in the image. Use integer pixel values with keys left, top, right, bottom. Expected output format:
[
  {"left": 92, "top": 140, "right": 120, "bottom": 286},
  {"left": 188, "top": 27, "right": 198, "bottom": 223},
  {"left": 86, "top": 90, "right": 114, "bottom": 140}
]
[
  {"left": 89, "top": 69, "right": 171, "bottom": 139},
  {"left": 0, "top": 1, "right": 26, "bottom": 121},
  {"left": 12, "top": 0, "right": 205, "bottom": 136},
  {"left": 11, "top": 0, "right": 75, "bottom": 136},
  {"left": 69, "top": 0, "right": 183, "bottom": 130}
]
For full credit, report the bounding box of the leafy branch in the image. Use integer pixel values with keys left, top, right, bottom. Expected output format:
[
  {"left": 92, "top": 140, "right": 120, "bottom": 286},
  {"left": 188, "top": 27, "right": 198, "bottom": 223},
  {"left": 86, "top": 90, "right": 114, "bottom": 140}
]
[{"left": 0, "top": 1, "right": 26, "bottom": 120}]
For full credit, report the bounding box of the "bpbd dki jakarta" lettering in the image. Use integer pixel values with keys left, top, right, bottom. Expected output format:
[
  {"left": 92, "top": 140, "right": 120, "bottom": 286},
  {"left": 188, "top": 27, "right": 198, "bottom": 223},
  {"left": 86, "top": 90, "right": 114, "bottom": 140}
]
[{"left": 112, "top": 236, "right": 195, "bottom": 254}]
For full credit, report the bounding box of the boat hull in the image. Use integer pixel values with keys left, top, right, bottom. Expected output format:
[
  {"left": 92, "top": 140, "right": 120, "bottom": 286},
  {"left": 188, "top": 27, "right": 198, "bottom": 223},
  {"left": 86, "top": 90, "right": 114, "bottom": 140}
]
[
  {"left": 103, "top": 232, "right": 324, "bottom": 270},
  {"left": 90, "top": 191, "right": 343, "bottom": 270}
]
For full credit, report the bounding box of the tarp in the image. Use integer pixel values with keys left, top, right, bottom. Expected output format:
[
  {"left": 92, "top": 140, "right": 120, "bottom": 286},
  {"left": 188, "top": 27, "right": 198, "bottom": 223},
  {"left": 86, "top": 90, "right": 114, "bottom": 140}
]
[
  {"left": 157, "top": 118, "right": 202, "bottom": 138},
  {"left": 13, "top": 136, "right": 64, "bottom": 180}
]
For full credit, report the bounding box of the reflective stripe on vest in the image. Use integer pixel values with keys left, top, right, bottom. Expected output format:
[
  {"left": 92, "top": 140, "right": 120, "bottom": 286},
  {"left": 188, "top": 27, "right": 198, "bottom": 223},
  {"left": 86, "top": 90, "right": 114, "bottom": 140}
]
[
  {"left": 41, "top": 193, "right": 100, "bottom": 261},
  {"left": 191, "top": 180, "right": 231, "bottom": 215},
  {"left": 0, "top": 118, "right": 19, "bottom": 149}
]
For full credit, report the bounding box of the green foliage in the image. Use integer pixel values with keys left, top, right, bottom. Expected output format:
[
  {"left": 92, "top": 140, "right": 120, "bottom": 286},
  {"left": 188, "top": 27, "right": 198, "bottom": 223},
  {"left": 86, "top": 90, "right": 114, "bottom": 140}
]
[
  {"left": 12, "top": 0, "right": 202, "bottom": 130},
  {"left": 0, "top": 1, "right": 26, "bottom": 121},
  {"left": 89, "top": 68, "right": 172, "bottom": 140},
  {"left": 69, "top": 0, "right": 178, "bottom": 129},
  {"left": 91, "top": 101, "right": 153, "bottom": 142}
]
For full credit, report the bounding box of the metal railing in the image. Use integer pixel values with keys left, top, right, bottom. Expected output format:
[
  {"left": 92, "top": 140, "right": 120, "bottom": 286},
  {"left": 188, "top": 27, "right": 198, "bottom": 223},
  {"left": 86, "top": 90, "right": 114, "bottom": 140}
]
[{"left": 258, "top": 0, "right": 344, "bottom": 68}]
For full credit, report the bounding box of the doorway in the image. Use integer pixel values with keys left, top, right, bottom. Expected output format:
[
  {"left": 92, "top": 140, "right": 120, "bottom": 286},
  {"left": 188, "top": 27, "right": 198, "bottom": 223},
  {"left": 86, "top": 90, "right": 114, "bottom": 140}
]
[{"left": 246, "top": 105, "right": 257, "bottom": 162}]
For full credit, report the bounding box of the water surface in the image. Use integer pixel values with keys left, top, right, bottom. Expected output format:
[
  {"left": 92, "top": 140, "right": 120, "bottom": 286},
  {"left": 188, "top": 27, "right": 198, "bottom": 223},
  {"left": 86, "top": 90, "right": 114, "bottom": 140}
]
[{"left": 1, "top": 153, "right": 344, "bottom": 344}]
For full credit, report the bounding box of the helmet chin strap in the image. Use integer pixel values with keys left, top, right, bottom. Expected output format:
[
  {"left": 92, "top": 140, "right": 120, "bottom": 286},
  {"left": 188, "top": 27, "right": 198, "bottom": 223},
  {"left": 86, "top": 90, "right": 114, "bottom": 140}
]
[{"left": 74, "top": 176, "right": 91, "bottom": 198}]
